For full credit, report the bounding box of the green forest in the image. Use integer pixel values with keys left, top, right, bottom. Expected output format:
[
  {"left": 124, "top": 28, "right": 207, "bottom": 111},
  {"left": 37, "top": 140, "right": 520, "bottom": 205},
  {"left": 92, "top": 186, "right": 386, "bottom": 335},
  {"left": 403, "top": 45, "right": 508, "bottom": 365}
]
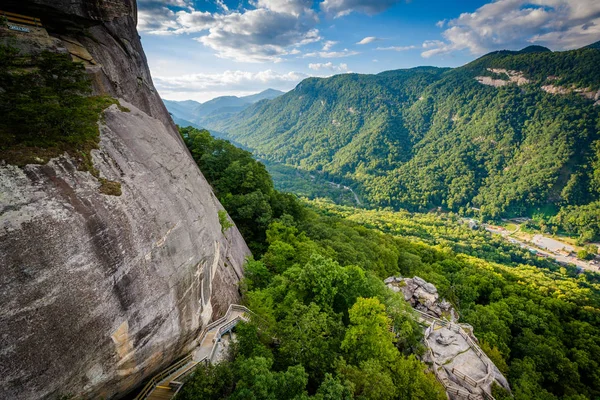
[
  {"left": 199, "top": 44, "right": 600, "bottom": 242},
  {"left": 178, "top": 126, "right": 600, "bottom": 400}
]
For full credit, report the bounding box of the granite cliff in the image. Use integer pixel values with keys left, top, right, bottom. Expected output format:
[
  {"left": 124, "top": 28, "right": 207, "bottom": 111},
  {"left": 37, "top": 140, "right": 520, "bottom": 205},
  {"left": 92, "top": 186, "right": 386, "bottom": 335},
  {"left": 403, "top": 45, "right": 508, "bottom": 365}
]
[{"left": 0, "top": 1, "right": 250, "bottom": 399}]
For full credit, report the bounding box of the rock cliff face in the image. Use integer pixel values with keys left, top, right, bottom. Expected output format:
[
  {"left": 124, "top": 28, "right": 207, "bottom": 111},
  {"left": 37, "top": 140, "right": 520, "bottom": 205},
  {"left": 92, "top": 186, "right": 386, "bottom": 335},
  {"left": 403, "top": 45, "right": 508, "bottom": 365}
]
[{"left": 0, "top": 1, "right": 250, "bottom": 399}]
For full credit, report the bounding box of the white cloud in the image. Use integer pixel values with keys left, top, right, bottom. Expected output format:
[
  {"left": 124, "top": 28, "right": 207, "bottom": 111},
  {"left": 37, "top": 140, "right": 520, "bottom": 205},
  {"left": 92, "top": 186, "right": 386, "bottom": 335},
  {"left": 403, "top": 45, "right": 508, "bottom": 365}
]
[
  {"left": 193, "top": 9, "right": 322, "bottom": 62},
  {"left": 422, "top": 40, "right": 445, "bottom": 49},
  {"left": 376, "top": 45, "right": 416, "bottom": 51},
  {"left": 253, "top": 0, "right": 313, "bottom": 17},
  {"left": 139, "top": 0, "right": 192, "bottom": 7},
  {"left": 137, "top": 0, "right": 193, "bottom": 32},
  {"left": 422, "top": 0, "right": 600, "bottom": 58},
  {"left": 215, "top": 0, "right": 229, "bottom": 11},
  {"left": 138, "top": 7, "right": 179, "bottom": 32},
  {"left": 308, "top": 62, "right": 349, "bottom": 71},
  {"left": 321, "top": 0, "right": 404, "bottom": 18},
  {"left": 304, "top": 49, "right": 360, "bottom": 58},
  {"left": 138, "top": 0, "right": 321, "bottom": 62},
  {"left": 322, "top": 40, "right": 338, "bottom": 50},
  {"left": 357, "top": 36, "right": 382, "bottom": 45},
  {"left": 155, "top": 69, "right": 308, "bottom": 101}
]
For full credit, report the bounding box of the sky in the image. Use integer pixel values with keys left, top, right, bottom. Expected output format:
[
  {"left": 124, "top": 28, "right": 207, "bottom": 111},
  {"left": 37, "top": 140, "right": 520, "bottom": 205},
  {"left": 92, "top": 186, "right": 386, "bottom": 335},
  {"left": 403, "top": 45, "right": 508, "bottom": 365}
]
[{"left": 137, "top": 0, "right": 600, "bottom": 102}]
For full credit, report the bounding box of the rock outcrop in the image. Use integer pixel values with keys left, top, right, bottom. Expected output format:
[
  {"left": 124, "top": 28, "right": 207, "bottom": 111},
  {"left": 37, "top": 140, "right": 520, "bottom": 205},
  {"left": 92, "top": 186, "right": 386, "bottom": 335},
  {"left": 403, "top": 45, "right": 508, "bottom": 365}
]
[
  {"left": 542, "top": 84, "right": 600, "bottom": 106},
  {"left": 1, "top": 0, "right": 174, "bottom": 129},
  {"left": 422, "top": 322, "right": 511, "bottom": 399},
  {"left": 386, "top": 276, "right": 511, "bottom": 399},
  {"left": 0, "top": 1, "right": 250, "bottom": 399},
  {"left": 475, "top": 68, "right": 529, "bottom": 87},
  {"left": 385, "top": 275, "right": 459, "bottom": 321}
]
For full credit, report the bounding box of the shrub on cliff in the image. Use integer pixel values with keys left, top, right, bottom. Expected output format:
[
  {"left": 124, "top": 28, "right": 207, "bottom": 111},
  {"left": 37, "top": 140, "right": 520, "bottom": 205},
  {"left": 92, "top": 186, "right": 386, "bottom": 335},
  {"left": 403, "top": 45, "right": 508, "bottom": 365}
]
[{"left": 0, "top": 45, "right": 116, "bottom": 165}]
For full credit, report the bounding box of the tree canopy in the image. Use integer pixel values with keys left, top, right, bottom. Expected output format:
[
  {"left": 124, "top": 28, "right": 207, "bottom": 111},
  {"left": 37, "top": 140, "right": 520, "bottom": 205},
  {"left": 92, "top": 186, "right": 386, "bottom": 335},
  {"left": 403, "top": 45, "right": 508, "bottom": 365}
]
[
  {"left": 201, "top": 45, "right": 600, "bottom": 240},
  {"left": 179, "top": 128, "right": 600, "bottom": 400}
]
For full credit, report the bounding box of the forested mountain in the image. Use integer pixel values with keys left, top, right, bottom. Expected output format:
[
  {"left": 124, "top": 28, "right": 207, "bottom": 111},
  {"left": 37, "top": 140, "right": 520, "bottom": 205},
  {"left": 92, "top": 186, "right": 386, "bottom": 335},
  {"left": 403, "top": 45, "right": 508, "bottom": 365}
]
[
  {"left": 177, "top": 126, "right": 600, "bottom": 400},
  {"left": 204, "top": 43, "right": 600, "bottom": 238},
  {"left": 165, "top": 88, "right": 284, "bottom": 128}
]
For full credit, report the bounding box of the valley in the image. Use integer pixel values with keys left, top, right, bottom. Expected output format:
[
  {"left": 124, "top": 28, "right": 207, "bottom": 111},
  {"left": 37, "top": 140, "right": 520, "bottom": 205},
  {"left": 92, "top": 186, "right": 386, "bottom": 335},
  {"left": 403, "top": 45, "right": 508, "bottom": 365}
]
[
  {"left": 167, "top": 43, "right": 600, "bottom": 246},
  {"left": 175, "top": 125, "right": 600, "bottom": 399},
  {"left": 164, "top": 45, "right": 600, "bottom": 397},
  {"left": 2, "top": 1, "right": 600, "bottom": 399}
]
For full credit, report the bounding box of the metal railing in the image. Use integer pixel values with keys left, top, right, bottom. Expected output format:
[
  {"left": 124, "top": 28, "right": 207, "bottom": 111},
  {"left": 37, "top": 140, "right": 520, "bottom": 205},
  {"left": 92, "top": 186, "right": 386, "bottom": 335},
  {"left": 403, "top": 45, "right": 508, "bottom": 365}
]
[
  {"left": 134, "top": 304, "right": 252, "bottom": 400},
  {"left": 134, "top": 354, "right": 193, "bottom": 400},
  {"left": 207, "top": 316, "right": 246, "bottom": 362},
  {"left": 423, "top": 319, "right": 496, "bottom": 400}
]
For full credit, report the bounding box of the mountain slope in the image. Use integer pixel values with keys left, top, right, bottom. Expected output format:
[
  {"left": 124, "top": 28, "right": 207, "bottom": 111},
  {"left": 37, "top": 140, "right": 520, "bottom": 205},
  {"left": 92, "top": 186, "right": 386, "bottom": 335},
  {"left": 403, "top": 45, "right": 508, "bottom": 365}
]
[
  {"left": 163, "top": 99, "right": 201, "bottom": 122},
  {"left": 242, "top": 88, "right": 285, "bottom": 103},
  {"left": 208, "top": 68, "right": 447, "bottom": 171},
  {"left": 206, "top": 44, "right": 600, "bottom": 224},
  {"left": 166, "top": 89, "right": 284, "bottom": 128}
]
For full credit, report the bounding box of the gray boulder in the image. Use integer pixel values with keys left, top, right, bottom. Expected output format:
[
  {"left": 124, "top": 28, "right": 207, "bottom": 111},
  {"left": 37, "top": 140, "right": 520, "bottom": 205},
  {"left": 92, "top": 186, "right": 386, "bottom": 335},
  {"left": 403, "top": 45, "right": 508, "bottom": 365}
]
[{"left": 385, "top": 275, "right": 457, "bottom": 322}]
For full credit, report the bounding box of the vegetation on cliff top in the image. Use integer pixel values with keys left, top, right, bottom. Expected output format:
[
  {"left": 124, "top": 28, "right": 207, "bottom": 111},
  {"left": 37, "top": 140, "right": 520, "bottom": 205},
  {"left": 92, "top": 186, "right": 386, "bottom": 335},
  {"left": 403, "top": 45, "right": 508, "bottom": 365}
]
[{"left": 0, "top": 45, "right": 123, "bottom": 195}]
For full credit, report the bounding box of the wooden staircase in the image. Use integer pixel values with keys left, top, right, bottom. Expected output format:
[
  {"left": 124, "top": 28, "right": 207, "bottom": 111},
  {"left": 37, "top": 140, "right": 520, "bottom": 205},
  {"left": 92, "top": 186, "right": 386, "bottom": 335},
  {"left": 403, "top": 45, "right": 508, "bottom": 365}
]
[
  {"left": 145, "top": 359, "right": 199, "bottom": 400},
  {"left": 135, "top": 305, "right": 251, "bottom": 400}
]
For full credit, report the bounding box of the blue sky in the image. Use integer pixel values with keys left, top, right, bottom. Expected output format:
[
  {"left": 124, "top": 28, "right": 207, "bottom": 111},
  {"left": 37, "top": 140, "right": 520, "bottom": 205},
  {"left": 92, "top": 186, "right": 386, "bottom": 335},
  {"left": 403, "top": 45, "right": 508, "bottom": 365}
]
[{"left": 138, "top": 0, "right": 600, "bottom": 102}]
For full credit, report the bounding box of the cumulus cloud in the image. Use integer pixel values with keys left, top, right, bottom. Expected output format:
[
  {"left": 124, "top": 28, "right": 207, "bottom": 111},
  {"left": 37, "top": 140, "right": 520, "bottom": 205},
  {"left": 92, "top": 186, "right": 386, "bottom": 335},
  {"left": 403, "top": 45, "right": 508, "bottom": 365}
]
[
  {"left": 423, "top": 0, "right": 600, "bottom": 58},
  {"left": 321, "top": 0, "right": 404, "bottom": 18},
  {"left": 357, "top": 36, "right": 382, "bottom": 45},
  {"left": 155, "top": 69, "right": 308, "bottom": 100},
  {"left": 214, "top": 0, "right": 229, "bottom": 11},
  {"left": 138, "top": 0, "right": 192, "bottom": 7},
  {"left": 138, "top": 0, "right": 321, "bottom": 62},
  {"left": 308, "top": 62, "right": 349, "bottom": 71},
  {"left": 193, "top": 10, "right": 321, "bottom": 62},
  {"left": 376, "top": 45, "right": 416, "bottom": 51},
  {"left": 137, "top": 0, "right": 193, "bottom": 32},
  {"left": 138, "top": 8, "right": 178, "bottom": 32},
  {"left": 253, "top": 0, "right": 313, "bottom": 17}
]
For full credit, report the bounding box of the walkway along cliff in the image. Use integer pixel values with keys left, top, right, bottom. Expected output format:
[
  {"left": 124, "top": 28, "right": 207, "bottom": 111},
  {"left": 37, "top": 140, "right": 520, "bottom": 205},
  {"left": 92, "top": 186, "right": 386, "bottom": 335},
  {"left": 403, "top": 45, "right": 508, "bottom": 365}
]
[
  {"left": 0, "top": 1, "right": 250, "bottom": 399},
  {"left": 386, "top": 276, "right": 511, "bottom": 400}
]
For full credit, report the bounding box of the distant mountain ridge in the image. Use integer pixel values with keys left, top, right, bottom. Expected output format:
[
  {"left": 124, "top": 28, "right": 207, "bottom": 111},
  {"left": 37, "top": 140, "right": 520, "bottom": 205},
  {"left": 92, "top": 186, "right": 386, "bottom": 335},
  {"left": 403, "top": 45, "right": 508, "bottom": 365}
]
[
  {"left": 202, "top": 42, "right": 600, "bottom": 223},
  {"left": 585, "top": 40, "right": 600, "bottom": 49},
  {"left": 165, "top": 89, "right": 284, "bottom": 128}
]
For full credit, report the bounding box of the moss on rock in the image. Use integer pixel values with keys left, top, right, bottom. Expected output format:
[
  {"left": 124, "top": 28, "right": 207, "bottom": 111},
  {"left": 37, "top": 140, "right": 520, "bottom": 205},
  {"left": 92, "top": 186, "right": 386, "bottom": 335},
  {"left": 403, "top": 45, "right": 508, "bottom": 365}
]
[{"left": 99, "top": 178, "right": 122, "bottom": 196}]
